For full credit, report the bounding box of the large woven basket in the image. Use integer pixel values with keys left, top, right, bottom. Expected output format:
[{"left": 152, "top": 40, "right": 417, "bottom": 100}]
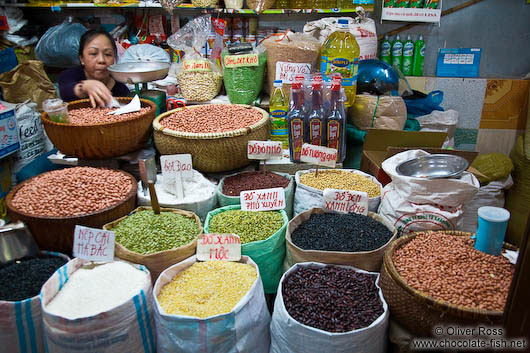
[
  {"left": 6, "top": 169, "right": 137, "bottom": 254},
  {"left": 381, "top": 230, "right": 513, "bottom": 337},
  {"left": 42, "top": 97, "right": 157, "bottom": 159},
  {"left": 153, "top": 104, "right": 269, "bottom": 172}
]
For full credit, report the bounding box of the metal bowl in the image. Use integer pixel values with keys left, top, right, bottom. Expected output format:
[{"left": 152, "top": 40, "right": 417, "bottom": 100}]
[
  {"left": 396, "top": 154, "right": 469, "bottom": 179},
  {"left": 0, "top": 221, "right": 40, "bottom": 265},
  {"left": 108, "top": 61, "right": 170, "bottom": 84}
]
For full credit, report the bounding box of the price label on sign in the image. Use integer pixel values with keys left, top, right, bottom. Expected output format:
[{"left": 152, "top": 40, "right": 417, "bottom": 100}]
[
  {"left": 247, "top": 140, "right": 283, "bottom": 160},
  {"left": 161, "top": 154, "right": 193, "bottom": 178},
  {"left": 323, "top": 189, "right": 369, "bottom": 215},
  {"left": 240, "top": 187, "right": 286, "bottom": 211},
  {"left": 73, "top": 225, "right": 115, "bottom": 262},
  {"left": 300, "top": 143, "right": 337, "bottom": 168},
  {"left": 197, "top": 233, "right": 241, "bottom": 261}
]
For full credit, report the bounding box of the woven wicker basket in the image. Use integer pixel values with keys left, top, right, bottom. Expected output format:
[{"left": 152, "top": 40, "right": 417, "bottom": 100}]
[
  {"left": 6, "top": 169, "right": 137, "bottom": 254},
  {"left": 381, "top": 230, "right": 512, "bottom": 337},
  {"left": 153, "top": 104, "right": 269, "bottom": 172},
  {"left": 42, "top": 97, "right": 157, "bottom": 159}
]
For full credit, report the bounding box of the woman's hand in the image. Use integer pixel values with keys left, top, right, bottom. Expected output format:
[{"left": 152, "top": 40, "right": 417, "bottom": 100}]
[{"left": 79, "top": 79, "right": 113, "bottom": 108}]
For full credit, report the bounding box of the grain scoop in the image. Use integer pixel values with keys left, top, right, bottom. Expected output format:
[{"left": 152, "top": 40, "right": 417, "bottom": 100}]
[
  {"left": 145, "top": 157, "right": 161, "bottom": 215},
  {"left": 0, "top": 221, "right": 40, "bottom": 265}
]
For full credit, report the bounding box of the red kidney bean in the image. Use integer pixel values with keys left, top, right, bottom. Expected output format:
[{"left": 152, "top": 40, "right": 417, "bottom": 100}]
[{"left": 222, "top": 172, "right": 290, "bottom": 196}]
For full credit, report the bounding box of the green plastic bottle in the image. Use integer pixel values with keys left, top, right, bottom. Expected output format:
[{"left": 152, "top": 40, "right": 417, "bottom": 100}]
[
  {"left": 320, "top": 18, "right": 360, "bottom": 107},
  {"left": 391, "top": 34, "right": 403, "bottom": 73},
  {"left": 402, "top": 34, "right": 414, "bottom": 76},
  {"left": 269, "top": 80, "right": 289, "bottom": 149},
  {"left": 380, "top": 34, "right": 392, "bottom": 65},
  {"left": 413, "top": 34, "right": 425, "bottom": 76}
]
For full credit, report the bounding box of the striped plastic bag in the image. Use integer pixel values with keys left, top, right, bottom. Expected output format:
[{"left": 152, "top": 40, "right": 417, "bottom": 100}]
[
  {"left": 0, "top": 251, "right": 69, "bottom": 353},
  {"left": 40, "top": 258, "right": 156, "bottom": 353}
]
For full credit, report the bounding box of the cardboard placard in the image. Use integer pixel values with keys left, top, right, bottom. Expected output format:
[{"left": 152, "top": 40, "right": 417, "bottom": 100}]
[
  {"left": 73, "top": 225, "right": 115, "bottom": 262},
  {"left": 300, "top": 143, "right": 337, "bottom": 168},
  {"left": 160, "top": 154, "right": 193, "bottom": 178},
  {"left": 224, "top": 54, "right": 259, "bottom": 68},
  {"left": 323, "top": 189, "right": 369, "bottom": 215},
  {"left": 247, "top": 140, "right": 283, "bottom": 160},
  {"left": 196, "top": 233, "right": 241, "bottom": 261},
  {"left": 240, "top": 187, "right": 286, "bottom": 211},
  {"left": 275, "top": 62, "right": 311, "bottom": 84},
  {"left": 183, "top": 59, "right": 211, "bottom": 72}
]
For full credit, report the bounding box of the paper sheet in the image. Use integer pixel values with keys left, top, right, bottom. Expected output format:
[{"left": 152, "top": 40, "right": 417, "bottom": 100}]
[{"left": 107, "top": 94, "right": 141, "bottom": 115}]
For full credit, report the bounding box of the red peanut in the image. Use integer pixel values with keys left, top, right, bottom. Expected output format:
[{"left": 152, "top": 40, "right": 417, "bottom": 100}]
[{"left": 67, "top": 107, "right": 151, "bottom": 125}]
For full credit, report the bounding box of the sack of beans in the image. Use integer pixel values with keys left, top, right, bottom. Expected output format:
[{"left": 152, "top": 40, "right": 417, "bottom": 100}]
[
  {"left": 0, "top": 251, "right": 69, "bottom": 353},
  {"left": 270, "top": 262, "right": 389, "bottom": 353},
  {"left": 41, "top": 259, "right": 155, "bottom": 353},
  {"left": 136, "top": 170, "right": 217, "bottom": 221},
  {"left": 217, "top": 171, "right": 294, "bottom": 218},
  {"left": 153, "top": 256, "right": 270, "bottom": 352},
  {"left": 104, "top": 207, "right": 203, "bottom": 283},
  {"left": 378, "top": 150, "right": 480, "bottom": 234},
  {"left": 285, "top": 208, "right": 397, "bottom": 272},
  {"left": 204, "top": 205, "right": 288, "bottom": 293},
  {"left": 294, "top": 169, "right": 383, "bottom": 216}
]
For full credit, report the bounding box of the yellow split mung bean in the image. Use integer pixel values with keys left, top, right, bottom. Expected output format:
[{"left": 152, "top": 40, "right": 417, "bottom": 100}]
[
  {"left": 157, "top": 261, "right": 257, "bottom": 318},
  {"left": 300, "top": 170, "right": 381, "bottom": 198}
]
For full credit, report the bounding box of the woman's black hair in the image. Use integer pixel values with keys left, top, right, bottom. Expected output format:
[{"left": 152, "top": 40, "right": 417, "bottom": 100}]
[{"left": 78, "top": 28, "right": 117, "bottom": 58}]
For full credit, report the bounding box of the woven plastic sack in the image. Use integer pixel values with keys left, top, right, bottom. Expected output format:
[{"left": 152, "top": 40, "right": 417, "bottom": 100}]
[
  {"left": 349, "top": 94, "right": 406, "bottom": 130},
  {"left": 216, "top": 171, "right": 294, "bottom": 218},
  {"left": 270, "top": 262, "right": 389, "bottom": 353},
  {"left": 40, "top": 259, "right": 155, "bottom": 353},
  {"left": 294, "top": 169, "right": 382, "bottom": 216},
  {"left": 0, "top": 251, "right": 69, "bottom": 353},
  {"left": 204, "top": 205, "right": 288, "bottom": 293},
  {"left": 153, "top": 255, "right": 270, "bottom": 353},
  {"left": 505, "top": 136, "right": 530, "bottom": 247},
  {"left": 35, "top": 22, "right": 87, "bottom": 68}
]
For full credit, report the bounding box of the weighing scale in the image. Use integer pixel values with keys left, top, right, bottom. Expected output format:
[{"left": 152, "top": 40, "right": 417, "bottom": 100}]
[{"left": 108, "top": 61, "right": 171, "bottom": 116}]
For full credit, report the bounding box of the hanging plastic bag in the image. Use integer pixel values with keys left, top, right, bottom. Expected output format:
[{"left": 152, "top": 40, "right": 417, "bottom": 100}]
[
  {"left": 167, "top": 15, "right": 222, "bottom": 102},
  {"left": 35, "top": 22, "right": 87, "bottom": 68},
  {"left": 120, "top": 44, "right": 170, "bottom": 63}
]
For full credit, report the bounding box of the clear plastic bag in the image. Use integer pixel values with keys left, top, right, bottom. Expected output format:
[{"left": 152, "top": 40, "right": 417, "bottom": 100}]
[
  {"left": 35, "top": 22, "right": 87, "bottom": 68},
  {"left": 168, "top": 15, "right": 222, "bottom": 102},
  {"left": 349, "top": 94, "right": 407, "bottom": 130},
  {"left": 246, "top": 0, "right": 275, "bottom": 13}
]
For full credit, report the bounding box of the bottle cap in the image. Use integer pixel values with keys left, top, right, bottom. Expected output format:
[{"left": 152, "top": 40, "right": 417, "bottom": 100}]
[
  {"left": 294, "top": 74, "right": 305, "bottom": 82},
  {"left": 273, "top": 80, "right": 283, "bottom": 87}
]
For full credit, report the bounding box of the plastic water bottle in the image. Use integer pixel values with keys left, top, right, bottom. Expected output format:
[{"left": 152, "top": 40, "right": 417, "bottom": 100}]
[
  {"left": 402, "top": 34, "right": 414, "bottom": 76},
  {"left": 380, "top": 34, "right": 392, "bottom": 65},
  {"left": 413, "top": 34, "right": 425, "bottom": 76},
  {"left": 391, "top": 34, "right": 403, "bottom": 73}
]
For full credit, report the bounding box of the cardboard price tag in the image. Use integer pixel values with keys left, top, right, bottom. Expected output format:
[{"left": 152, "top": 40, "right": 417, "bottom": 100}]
[
  {"left": 323, "top": 189, "right": 369, "bottom": 215},
  {"left": 247, "top": 140, "right": 283, "bottom": 160},
  {"left": 241, "top": 187, "right": 285, "bottom": 211},
  {"left": 197, "top": 233, "right": 241, "bottom": 261},
  {"left": 224, "top": 54, "right": 259, "bottom": 68},
  {"left": 300, "top": 143, "right": 338, "bottom": 168},
  {"left": 73, "top": 225, "right": 115, "bottom": 262},
  {"left": 160, "top": 154, "right": 193, "bottom": 178}
]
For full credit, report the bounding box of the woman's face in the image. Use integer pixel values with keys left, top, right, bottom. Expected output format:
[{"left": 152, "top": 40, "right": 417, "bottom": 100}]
[{"left": 80, "top": 34, "right": 115, "bottom": 81}]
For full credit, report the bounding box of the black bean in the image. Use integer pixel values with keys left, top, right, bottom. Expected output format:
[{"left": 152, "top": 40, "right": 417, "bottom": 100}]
[
  {"left": 282, "top": 266, "right": 384, "bottom": 333},
  {"left": 0, "top": 255, "right": 67, "bottom": 301},
  {"left": 291, "top": 213, "right": 393, "bottom": 252}
]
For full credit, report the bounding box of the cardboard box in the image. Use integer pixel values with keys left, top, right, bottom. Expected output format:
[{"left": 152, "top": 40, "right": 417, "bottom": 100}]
[
  {"left": 359, "top": 129, "right": 483, "bottom": 186},
  {"left": 0, "top": 101, "right": 20, "bottom": 160}
]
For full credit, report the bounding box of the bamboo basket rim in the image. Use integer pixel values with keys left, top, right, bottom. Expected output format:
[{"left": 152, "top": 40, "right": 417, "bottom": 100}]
[
  {"left": 383, "top": 230, "right": 516, "bottom": 318},
  {"left": 103, "top": 206, "right": 203, "bottom": 257},
  {"left": 286, "top": 208, "right": 398, "bottom": 256},
  {"left": 41, "top": 97, "right": 157, "bottom": 128},
  {"left": 6, "top": 169, "right": 138, "bottom": 221},
  {"left": 153, "top": 104, "right": 269, "bottom": 140}
]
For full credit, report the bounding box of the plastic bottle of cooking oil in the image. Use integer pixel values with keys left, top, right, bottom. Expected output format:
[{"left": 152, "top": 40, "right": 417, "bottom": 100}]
[
  {"left": 269, "top": 80, "right": 289, "bottom": 149},
  {"left": 320, "top": 18, "right": 360, "bottom": 107}
]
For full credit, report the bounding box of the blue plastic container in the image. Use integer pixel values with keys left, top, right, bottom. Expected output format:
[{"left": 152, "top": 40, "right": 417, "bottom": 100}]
[{"left": 474, "top": 206, "right": 510, "bottom": 256}]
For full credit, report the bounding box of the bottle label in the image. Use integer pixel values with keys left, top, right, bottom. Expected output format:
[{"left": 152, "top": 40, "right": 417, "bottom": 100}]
[
  {"left": 381, "top": 42, "right": 391, "bottom": 57},
  {"left": 321, "top": 56, "right": 359, "bottom": 87},
  {"left": 271, "top": 110, "right": 288, "bottom": 136},
  {"left": 420, "top": 45, "right": 425, "bottom": 57},
  {"left": 310, "top": 119, "right": 323, "bottom": 146},
  {"left": 392, "top": 43, "right": 403, "bottom": 57},
  {"left": 290, "top": 119, "right": 303, "bottom": 160},
  {"left": 403, "top": 43, "right": 414, "bottom": 57},
  {"left": 327, "top": 120, "right": 340, "bottom": 151}
]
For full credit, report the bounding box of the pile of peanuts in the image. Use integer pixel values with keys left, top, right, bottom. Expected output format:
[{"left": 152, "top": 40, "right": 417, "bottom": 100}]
[
  {"left": 160, "top": 104, "right": 263, "bottom": 133},
  {"left": 67, "top": 107, "right": 151, "bottom": 125},
  {"left": 177, "top": 71, "right": 222, "bottom": 102},
  {"left": 299, "top": 170, "right": 381, "bottom": 198},
  {"left": 11, "top": 167, "right": 133, "bottom": 217},
  {"left": 393, "top": 232, "right": 514, "bottom": 311}
]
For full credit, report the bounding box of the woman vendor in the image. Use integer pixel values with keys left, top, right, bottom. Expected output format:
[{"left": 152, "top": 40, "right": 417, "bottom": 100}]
[{"left": 59, "top": 29, "right": 129, "bottom": 108}]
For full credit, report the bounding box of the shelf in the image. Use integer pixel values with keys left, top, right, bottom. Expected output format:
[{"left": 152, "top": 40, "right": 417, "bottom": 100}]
[
  {"left": 381, "top": 7, "right": 441, "bottom": 22},
  {"left": 2, "top": 2, "right": 374, "bottom": 11}
]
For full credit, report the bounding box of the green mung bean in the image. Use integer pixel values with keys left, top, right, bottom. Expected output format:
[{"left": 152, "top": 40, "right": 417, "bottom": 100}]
[
  {"left": 208, "top": 210, "right": 284, "bottom": 244},
  {"left": 112, "top": 210, "right": 200, "bottom": 254}
]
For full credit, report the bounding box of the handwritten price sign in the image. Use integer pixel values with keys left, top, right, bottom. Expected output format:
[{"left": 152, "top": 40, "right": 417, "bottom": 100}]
[
  {"left": 300, "top": 143, "right": 337, "bottom": 168},
  {"left": 197, "top": 234, "right": 241, "bottom": 261},
  {"left": 240, "top": 187, "right": 286, "bottom": 211},
  {"left": 322, "top": 189, "right": 369, "bottom": 215},
  {"left": 160, "top": 154, "right": 193, "bottom": 178},
  {"left": 247, "top": 140, "right": 283, "bottom": 160},
  {"left": 73, "top": 225, "right": 115, "bottom": 262}
]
